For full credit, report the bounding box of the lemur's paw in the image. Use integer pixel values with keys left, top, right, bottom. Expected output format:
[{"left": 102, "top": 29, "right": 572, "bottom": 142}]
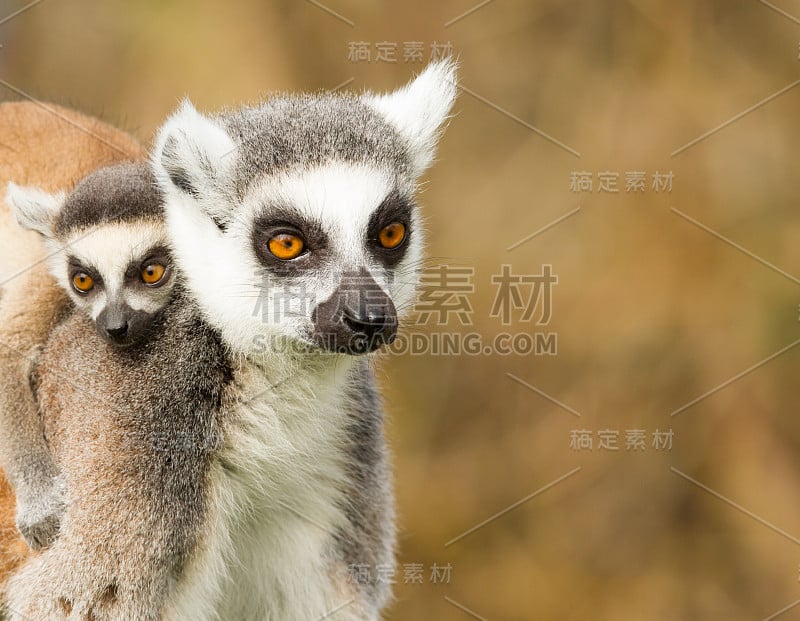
[
  {"left": 15, "top": 484, "right": 66, "bottom": 550},
  {"left": 16, "top": 510, "right": 62, "bottom": 551}
]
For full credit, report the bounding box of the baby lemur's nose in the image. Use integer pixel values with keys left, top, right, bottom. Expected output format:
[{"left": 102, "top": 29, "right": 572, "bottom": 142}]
[
  {"left": 105, "top": 322, "right": 129, "bottom": 340},
  {"left": 98, "top": 302, "right": 137, "bottom": 345}
]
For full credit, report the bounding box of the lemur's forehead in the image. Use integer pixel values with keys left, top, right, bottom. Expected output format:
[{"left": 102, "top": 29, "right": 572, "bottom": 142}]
[
  {"left": 64, "top": 220, "right": 169, "bottom": 279},
  {"left": 220, "top": 93, "right": 413, "bottom": 196},
  {"left": 242, "top": 162, "right": 413, "bottom": 235},
  {"left": 54, "top": 162, "right": 163, "bottom": 237}
]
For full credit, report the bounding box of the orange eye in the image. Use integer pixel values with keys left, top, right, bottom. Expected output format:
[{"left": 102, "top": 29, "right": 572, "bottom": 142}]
[
  {"left": 141, "top": 263, "right": 167, "bottom": 285},
  {"left": 72, "top": 272, "right": 94, "bottom": 293},
  {"left": 378, "top": 222, "right": 406, "bottom": 249},
  {"left": 268, "top": 233, "right": 305, "bottom": 260}
]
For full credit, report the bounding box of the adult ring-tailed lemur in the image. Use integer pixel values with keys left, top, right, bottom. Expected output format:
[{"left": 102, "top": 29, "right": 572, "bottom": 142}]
[{"left": 1, "top": 59, "right": 457, "bottom": 621}]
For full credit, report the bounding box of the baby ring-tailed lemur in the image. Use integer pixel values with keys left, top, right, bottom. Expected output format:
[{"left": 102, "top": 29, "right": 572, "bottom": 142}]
[
  {"left": 2, "top": 163, "right": 176, "bottom": 550},
  {"left": 5, "top": 59, "right": 456, "bottom": 620},
  {"left": 4, "top": 162, "right": 231, "bottom": 620}
]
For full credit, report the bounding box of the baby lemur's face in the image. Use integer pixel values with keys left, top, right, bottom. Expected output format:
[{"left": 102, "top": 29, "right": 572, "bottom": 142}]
[
  {"left": 6, "top": 163, "right": 173, "bottom": 347},
  {"left": 57, "top": 221, "right": 173, "bottom": 346}
]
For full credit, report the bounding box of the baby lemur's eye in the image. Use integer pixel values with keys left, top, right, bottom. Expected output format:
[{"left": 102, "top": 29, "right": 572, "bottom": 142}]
[
  {"left": 72, "top": 272, "right": 94, "bottom": 294},
  {"left": 378, "top": 222, "right": 406, "bottom": 250},
  {"left": 141, "top": 262, "right": 167, "bottom": 286},
  {"left": 268, "top": 233, "right": 305, "bottom": 261}
]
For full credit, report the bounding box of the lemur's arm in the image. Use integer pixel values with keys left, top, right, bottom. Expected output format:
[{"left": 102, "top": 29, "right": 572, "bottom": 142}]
[
  {"left": 0, "top": 264, "right": 70, "bottom": 551},
  {"left": 4, "top": 464, "right": 173, "bottom": 621}
]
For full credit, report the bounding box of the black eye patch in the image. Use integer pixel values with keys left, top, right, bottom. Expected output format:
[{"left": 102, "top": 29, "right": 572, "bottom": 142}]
[
  {"left": 67, "top": 256, "right": 102, "bottom": 289},
  {"left": 123, "top": 246, "right": 173, "bottom": 286},
  {"left": 367, "top": 191, "right": 414, "bottom": 267},
  {"left": 251, "top": 208, "right": 330, "bottom": 276}
]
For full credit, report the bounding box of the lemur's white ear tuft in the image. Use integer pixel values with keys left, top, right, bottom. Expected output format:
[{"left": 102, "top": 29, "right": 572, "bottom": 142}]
[
  {"left": 152, "top": 99, "right": 237, "bottom": 220},
  {"left": 365, "top": 58, "right": 458, "bottom": 176},
  {"left": 6, "top": 183, "right": 65, "bottom": 238}
]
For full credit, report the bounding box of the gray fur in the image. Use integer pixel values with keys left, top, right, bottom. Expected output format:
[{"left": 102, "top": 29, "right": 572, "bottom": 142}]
[
  {"left": 144, "top": 61, "right": 456, "bottom": 618},
  {"left": 336, "top": 362, "right": 396, "bottom": 607},
  {"left": 53, "top": 163, "right": 162, "bottom": 236},
  {"left": 2, "top": 165, "right": 237, "bottom": 619},
  {"left": 218, "top": 94, "right": 413, "bottom": 198}
]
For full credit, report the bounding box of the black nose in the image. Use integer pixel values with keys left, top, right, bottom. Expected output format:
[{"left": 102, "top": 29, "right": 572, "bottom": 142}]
[
  {"left": 311, "top": 268, "right": 399, "bottom": 355},
  {"left": 343, "top": 310, "right": 397, "bottom": 344},
  {"left": 105, "top": 323, "right": 129, "bottom": 340}
]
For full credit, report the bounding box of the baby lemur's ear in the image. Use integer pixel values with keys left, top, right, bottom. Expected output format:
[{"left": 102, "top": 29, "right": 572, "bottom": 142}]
[
  {"left": 364, "top": 58, "right": 458, "bottom": 177},
  {"left": 6, "top": 183, "right": 65, "bottom": 238},
  {"left": 152, "top": 99, "right": 237, "bottom": 227}
]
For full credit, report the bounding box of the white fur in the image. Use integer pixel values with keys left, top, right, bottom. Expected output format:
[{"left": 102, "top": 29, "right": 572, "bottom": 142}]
[
  {"left": 157, "top": 163, "right": 400, "bottom": 618},
  {"left": 45, "top": 222, "right": 172, "bottom": 319},
  {"left": 152, "top": 100, "right": 237, "bottom": 226},
  {"left": 163, "top": 357, "right": 375, "bottom": 621},
  {"left": 160, "top": 161, "right": 422, "bottom": 356},
  {"left": 364, "top": 58, "right": 458, "bottom": 176},
  {"left": 6, "top": 182, "right": 65, "bottom": 237},
  {"left": 7, "top": 183, "right": 174, "bottom": 320},
  {"left": 240, "top": 161, "right": 424, "bottom": 326}
]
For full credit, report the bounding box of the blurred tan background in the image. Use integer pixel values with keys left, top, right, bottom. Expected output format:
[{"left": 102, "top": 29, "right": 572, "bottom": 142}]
[{"left": 3, "top": 0, "right": 800, "bottom": 618}]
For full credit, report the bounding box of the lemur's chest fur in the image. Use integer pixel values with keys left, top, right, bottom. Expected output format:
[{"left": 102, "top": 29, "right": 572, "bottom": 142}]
[{"left": 164, "top": 357, "right": 373, "bottom": 621}]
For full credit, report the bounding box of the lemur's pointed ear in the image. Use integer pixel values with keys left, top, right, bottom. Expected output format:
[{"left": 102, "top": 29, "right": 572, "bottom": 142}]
[
  {"left": 6, "top": 183, "right": 65, "bottom": 238},
  {"left": 365, "top": 58, "right": 458, "bottom": 176},
  {"left": 153, "top": 99, "right": 237, "bottom": 225}
]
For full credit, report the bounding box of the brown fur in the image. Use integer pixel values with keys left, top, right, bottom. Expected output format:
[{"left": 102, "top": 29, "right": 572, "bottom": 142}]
[{"left": 0, "top": 102, "right": 145, "bottom": 588}]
